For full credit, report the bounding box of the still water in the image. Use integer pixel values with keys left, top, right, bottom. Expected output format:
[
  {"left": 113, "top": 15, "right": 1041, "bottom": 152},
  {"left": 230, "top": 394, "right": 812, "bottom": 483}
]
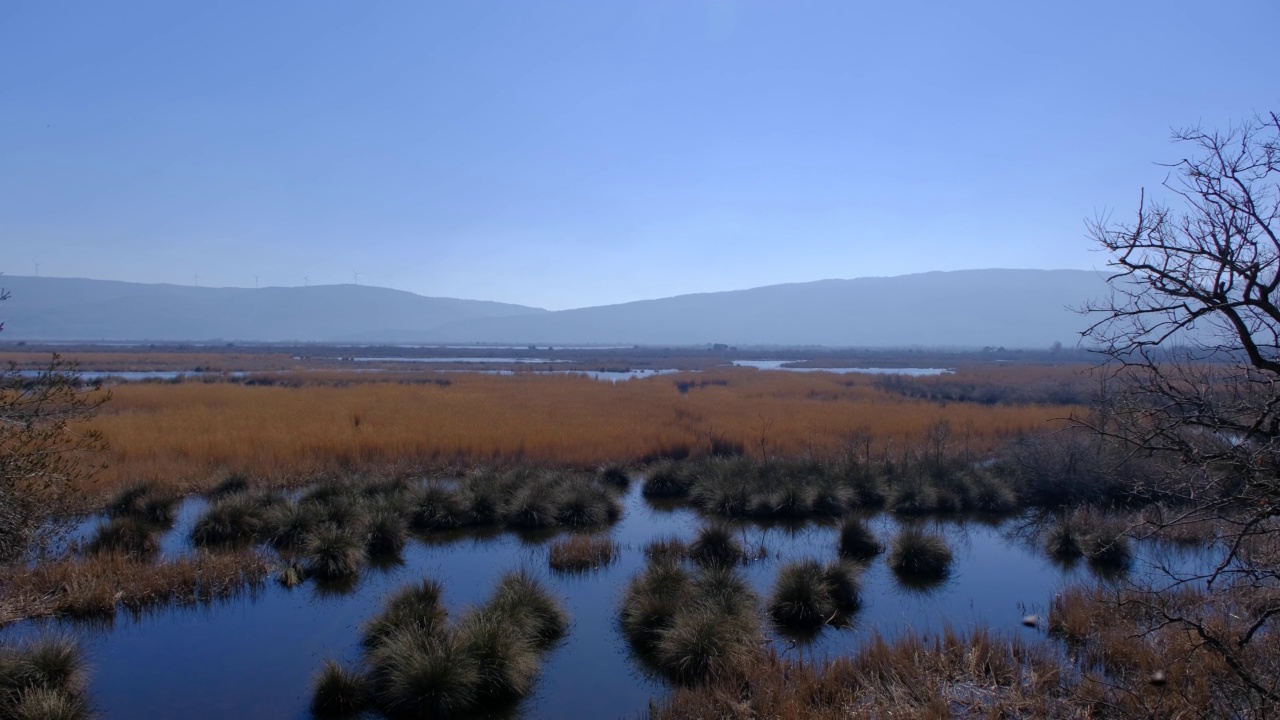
[{"left": 4, "top": 484, "right": 1196, "bottom": 719}]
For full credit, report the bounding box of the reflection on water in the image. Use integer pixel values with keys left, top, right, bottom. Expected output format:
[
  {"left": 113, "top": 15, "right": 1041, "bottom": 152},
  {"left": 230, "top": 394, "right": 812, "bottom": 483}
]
[{"left": 3, "top": 486, "right": 1206, "bottom": 720}]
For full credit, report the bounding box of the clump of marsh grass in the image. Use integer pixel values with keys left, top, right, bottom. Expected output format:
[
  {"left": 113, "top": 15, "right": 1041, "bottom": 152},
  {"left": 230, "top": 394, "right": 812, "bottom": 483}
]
[
  {"left": 485, "top": 569, "right": 569, "bottom": 649},
  {"left": 654, "top": 603, "right": 758, "bottom": 685},
  {"left": 361, "top": 578, "right": 448, "bottom": 648},
  {"left": 548, "top": 535, "right": 616, "bottom": 573},
  {"left": 597, "top": 463, "right": 631, "bottom": 490},
  {"left": 888, "top": 480, "right": 939, "bottom": 516},
  {"left": 768, "top": 559, "right": 861, "bottom": 631},
  {"left": 84, "top": 516, "right": 160, "bottom": 558},
  {"left": 190, "top": 493, "right": 270, "bottom": 547},
  {"left": 620, "top": 561, "right": 694, "bottom": 648},
  {"left": 643, "top": 462, "right": 694, "bottom": 498},
  {"left": 888, "top": 526, "right": 953, "bottom": 584},
  {"left": 619, "top": 557, "right": 761, "bottom": 684},
  {"left": 303, "top": 525, "right": 366, "bottom": 582},
  {"left": 554, "top": 484, "right": 618, "bottom": 528},
  {"left": 0, "top": 636, "right": 92, "bottom": 720},
  {"left": 407, "top": 483, "right": 464, "bottom": 532},
  {"left": 505, "top": 489, "right": 558, "bottom": 531},
  {"left": 328, "top": 569, "right": 567, "bottom": 718},
  {"left": 837, "top": 516, "right": 883, "bottom": 560},
  {"left": 107, "top": 481, "right": 179, "bottom": 527},
  {"left": 688, "top": 523, "right": 744, "bottom": 567},
  {"left": 310, "top": 660, "right": 368, "bottom": 719},
  {"left": 364, "top": 508, "right": 408, "bottom": 557},
  {"left": 1045, "top": 518, "right": 1085, "bottom": 564}
]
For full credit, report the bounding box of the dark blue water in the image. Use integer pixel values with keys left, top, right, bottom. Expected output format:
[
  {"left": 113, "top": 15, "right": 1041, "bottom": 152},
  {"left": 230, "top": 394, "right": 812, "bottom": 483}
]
[{"left": 4, "top": 486, "right": 1200, "bottom": 719}]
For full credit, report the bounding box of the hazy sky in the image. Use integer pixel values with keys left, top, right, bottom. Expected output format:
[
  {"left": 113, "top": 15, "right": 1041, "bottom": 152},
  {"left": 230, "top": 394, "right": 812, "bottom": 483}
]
[{"left": 2, "top": 1, "right": 1276, "bottom": 310}]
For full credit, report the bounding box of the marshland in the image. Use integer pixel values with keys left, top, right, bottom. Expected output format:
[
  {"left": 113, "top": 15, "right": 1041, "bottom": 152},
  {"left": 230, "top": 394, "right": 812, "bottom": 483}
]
[{"left": 0, "top": 346, "right": 1259, "bottom": 718}]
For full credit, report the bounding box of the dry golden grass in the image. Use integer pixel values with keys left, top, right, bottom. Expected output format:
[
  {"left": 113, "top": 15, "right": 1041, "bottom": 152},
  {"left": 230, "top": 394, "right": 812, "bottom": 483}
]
[
  {"left": 0, "top": 550, "right": 271, "bottom": 625},
  {"left": 548, "top": 535, "right": 617, "bottom": 573},
  {"left": 80, "top": 369, "right": 1074, "bottom": 494},
  {"left": 654, "top": 627, "right": 1068, "bottom": 719}
]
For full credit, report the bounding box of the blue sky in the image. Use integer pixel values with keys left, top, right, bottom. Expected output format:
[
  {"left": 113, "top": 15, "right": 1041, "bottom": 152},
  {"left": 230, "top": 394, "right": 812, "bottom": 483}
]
[{"left": 2, "top": 1, "right": 1276, "bottom": 310}]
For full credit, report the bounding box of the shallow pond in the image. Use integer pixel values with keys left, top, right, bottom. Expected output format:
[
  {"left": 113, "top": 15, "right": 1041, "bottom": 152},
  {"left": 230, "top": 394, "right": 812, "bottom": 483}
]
[{"left": 4, "top": 484, "right": 1205, "bottom": 720}]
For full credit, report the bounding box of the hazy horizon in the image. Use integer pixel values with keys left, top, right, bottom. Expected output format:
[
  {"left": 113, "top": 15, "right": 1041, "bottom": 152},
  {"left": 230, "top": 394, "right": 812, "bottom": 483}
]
[{"left": 3, "top": 2, "right": 1277, "bottom": 309}]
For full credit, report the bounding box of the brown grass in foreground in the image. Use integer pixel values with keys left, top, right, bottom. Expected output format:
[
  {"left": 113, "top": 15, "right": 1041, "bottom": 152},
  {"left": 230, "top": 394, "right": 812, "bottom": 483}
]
[
  {"left": 83, "top": 369, "right": 1073, "bottom": 494},
  {"left": 548, "top": 535, "right": 617, "bottom": 573},
  {"left": 654, "top": 627, "right": 1067, "bottom": 718},
  {"left": 655, "top": 580, "right": 1278, "bottom": 719},
  {"left": 0, "top": 550, "right": 271, "bottom": 626}
]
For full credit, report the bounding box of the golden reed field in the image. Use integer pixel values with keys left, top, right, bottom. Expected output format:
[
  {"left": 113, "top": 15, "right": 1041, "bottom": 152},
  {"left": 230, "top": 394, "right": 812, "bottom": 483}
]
[{"left": 67, "top": 366, "right": 1085, "bottom": 495}]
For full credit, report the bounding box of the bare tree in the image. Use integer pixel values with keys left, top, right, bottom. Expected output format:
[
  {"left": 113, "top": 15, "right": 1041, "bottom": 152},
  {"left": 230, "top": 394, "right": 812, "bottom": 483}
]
[
  {"left": 0, "top": 284, "right": 109, "bottom": 562},
  {"left": 1082, "top": 111, "right": 1280, "bottom": 710}
]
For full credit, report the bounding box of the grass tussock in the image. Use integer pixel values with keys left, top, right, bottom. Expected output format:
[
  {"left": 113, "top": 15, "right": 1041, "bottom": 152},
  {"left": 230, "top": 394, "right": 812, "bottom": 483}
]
[
  {"left": 547, "top": 535, "right": 616, "bottom": 573},
  {"left": 321, "top": 569, "right": 567, "bottom": 718},
  {"left": 688, "top": 523, "right": 744, "bottom": 567},
  {"left": 768, "top": 560, "right": 862, "bottom": 633},
  {"left": 0, "top": 636, "right": 92, "bottom": 720},
  {"left": 620, "top": 557, "right": 761, "bottom": 684},
  {"left": 310, "top": 660, "right": 368, "bottom": 719},
  {"left": 837, "top": 516, "right": 882, "bottom": 560},
  {"left": 888, "top": 527, "right": 953, "bottom": 585}
]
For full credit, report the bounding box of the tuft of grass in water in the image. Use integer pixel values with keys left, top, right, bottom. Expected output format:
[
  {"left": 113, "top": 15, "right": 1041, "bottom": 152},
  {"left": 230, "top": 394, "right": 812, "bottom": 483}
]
[
  {"left": 310, "top": 659, "right": 368, "bottom": 719},
  {"left": 262, "top": 501, "right": 325, "bottom": 551},
  {"left": 964, "top": 473, "right": 1019, "bottom": 514},
  {"left": 407, "top": 483, "right": 463, "bottom": 532},
  {"left": 107, "top": 481, "right": 178, "bottom": 526},
  {"left": 769, "top": 559, "right": 836, "bottom": 629},
  {"left": 6, "top": 686, "right": 92, "bottom": 720},
  {"left": 548, "top": 535, "right": 616, "bottom": 573},
  {"left": 822, "top": 561, "right": 862, "bottom": 617},
  {"left": 1045, "top": 519, "right": 1084, "bottom": 563},
  {"left": 642, "top": 462, "right": 694, "bottom": 498},
  {"left": 0, "top": 636, "right": 92, "bottom": 720},
  {"left": 190, "top": 493, "right": 269, "bottom": 547},
  {"left": 362, "top": 579, "right": 448, "bottom": 648},
  {"left": 486, "top": 570, "right": 568, "bottom": 650},
  {"left": 342, "top": 569, "right": 569, "bottom": 718},
  {"left": 889, "top": 526, "right": 953, "bottom": 582},
  {"left": 303, "top": 525, "right": 366, "bottom": 582},
  {"left": 364, "top": 508, "right": 408, "bottom": 557},
  {"left": 690, "top": 566, "right": 756, "bottom": 619},
  {"left": 620, "top": 561, "right": 693, "bottom": 648},
  {"left": 689, "top": 523, "right": 744, "bottom": 567},
  {"left": 505, "top": 489, "right": 558, "bottom": 531},
  {"left": 454, "top": 609, "right": 541, "bottom": 701},
  {"left": 553, "top": 484, "right": 617, "bottom": 528},
  {"left": 371, "top": 627, "right": 481, "bottom": 719},
  {"left": 84, "top": 516, "right": 160, "bottom": 558},
  {"left": 888, "top": 480, "right": 939, "bottom": 515},
  {"left": 837, "top": 516, "right": 883, "bottom": 560},
  {"left": 654, "top": 602, "right": 759, "bottom": 685},
  {"left": 597, "top": 463, "right": 630, "bottom": 490}
]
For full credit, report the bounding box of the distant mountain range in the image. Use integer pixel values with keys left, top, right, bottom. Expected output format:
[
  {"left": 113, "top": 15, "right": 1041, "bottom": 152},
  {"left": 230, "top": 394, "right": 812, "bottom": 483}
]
[{"left": 0, "top": 270, "right": 1111, "bottom": 348}]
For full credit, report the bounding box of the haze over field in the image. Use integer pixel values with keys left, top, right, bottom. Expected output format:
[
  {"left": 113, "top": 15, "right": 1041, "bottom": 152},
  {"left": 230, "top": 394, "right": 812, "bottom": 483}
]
[{"left": 0, "top": 269, "right": 1106, "bottom": 347}]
